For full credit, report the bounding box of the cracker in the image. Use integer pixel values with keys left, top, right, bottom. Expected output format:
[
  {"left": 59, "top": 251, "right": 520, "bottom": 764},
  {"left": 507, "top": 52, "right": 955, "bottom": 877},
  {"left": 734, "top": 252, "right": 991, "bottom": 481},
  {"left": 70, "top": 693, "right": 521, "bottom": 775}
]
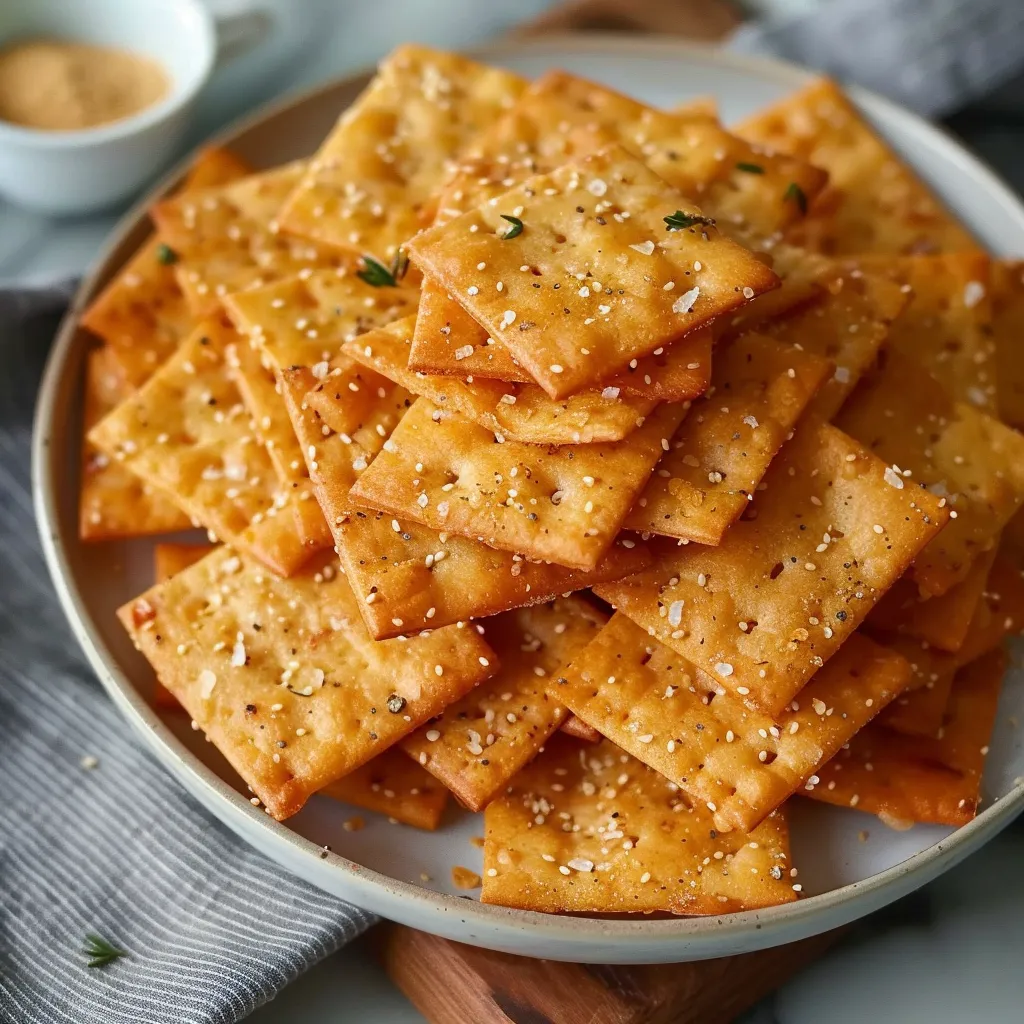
[
  {"left": 221, "top": 271, "right": 417, "bottom": 490},
  {"left": 553, "top": 614, "right": 911, "bottom": 832},
  {"left": 409, "top": 276, "right": 535, "bottom": 382},
  {"left": 151, "top": 543, "right": 215, "bottom": 710},
  {"left": 222, "top": 270, "right": 420, "bottom": 374},
  {"left": 409, "top": 149, "right": 713, "bottom": 400},
  {"left": 410, "top": 276, "right": 713, "bottom": 403},
  {"left": 991, "top": 260, "right": 1024, "bottom": 430},
  {"left": 737, "top": 77, "right": 977, "bottom": 256},
  {"left": 874, "top": 636, "right": 958, "bottom": 738},
  {"left": 596, "top": 418, "right": 949, "bottom": 715},
  {"left": 349, "top": 397, "right": 688, "bottom": 570},
  {"left": 344, "top": 315, "right": 660, "bottom": 445},
  {"left": 482, "top": 734, "right": 796, "bottom": 914},
  {"left": 80, "top": 147, "right": 251, "bottom": 388},
  {"left": 118, "top": 546, "right": 497, "bottom": 819},
  {"left": 80, "top": 348, "right": 192, "bottom": 540},
  {"left": 277, "top": 364, "right": 412, "bottom": 532},
  {"left": 318, "top": 748, "right": 448, "bottom": 830},
  {"left": 757, "top": 267, "right": 909, "bottom": 420},
  {"left": 411, "top": 69, "right": 820, "bottom": 388},
  {"left": 846, "top": 254, "right": 995, "bottom": 412},
  {"left": 151, "top": 162, "right": 354, "bottom": 317},
  {"left": 835, "top": 347, "right": 1024, "bottom": 597},
  {"left": 87, "top": 319, "right": 326, "bottom": 576},
  {"left": 336, "top": 509, "right": 650, "bottom": 639},
  {"left": 152, "top": 547, "right": 223, "bottom": 702},
  {"left": 671, "top": 97, "right": 718, "bottom": 119},
  {"left": 401, "top": 597, "right": 608, "bottom": 810},
  {"left": 155, "top": 542, "right": 212, "bottom": 582},
  {"left": 805, "top": 647, "right": 1006, "bottom": 827},
  {"left": 561, "top": 716, "right": 600, "bottom": 742},
  {"left": 278, "top": 45, "right": 525, "bottom": 259},
  {"left": 479, "top": 71, "right": 827, "bottom": 246},
  {"left": 407, "top": 144, "right": 779, "bottom": 399},
  {"left": 867, "top": 548, "right": 997, "bottom": 653},
  {"left": 953, "top": 551, "right": 1024, "bottom": 666},
  {"left": 624, "top": 331, "right": 831, "bottom": 544},
  {"left": 223, "top": 336, "right": 306, "bottom": 490}
]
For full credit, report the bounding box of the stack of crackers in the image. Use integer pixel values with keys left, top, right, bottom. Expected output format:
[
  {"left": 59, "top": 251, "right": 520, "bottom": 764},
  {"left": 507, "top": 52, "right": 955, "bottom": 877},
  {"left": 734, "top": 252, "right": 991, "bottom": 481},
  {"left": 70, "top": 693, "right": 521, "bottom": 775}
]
[{"left": 80, "top": 46, "right": 1024, "bottom": 917}]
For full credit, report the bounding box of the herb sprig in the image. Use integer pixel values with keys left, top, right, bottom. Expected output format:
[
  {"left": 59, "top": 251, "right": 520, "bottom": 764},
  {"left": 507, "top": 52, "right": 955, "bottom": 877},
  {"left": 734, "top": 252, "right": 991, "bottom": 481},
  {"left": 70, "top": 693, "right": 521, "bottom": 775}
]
[
  {"left": 664, "top": 210, "right": 716, "bottom": 232},
  {"left": 500, "top": 214, "right": 523, "bottom": 239},
  {"left": 156, "top": 243, "right": 179, "bottom": 265},
  {"left": 83, "top": 934, "right": 127, "bottom": 969},
  {"left": 357, "top": 250, "right": 410, "bottom": 287},
  {"left": 736, "top": 162, "right": 764, "bottom": 174}
]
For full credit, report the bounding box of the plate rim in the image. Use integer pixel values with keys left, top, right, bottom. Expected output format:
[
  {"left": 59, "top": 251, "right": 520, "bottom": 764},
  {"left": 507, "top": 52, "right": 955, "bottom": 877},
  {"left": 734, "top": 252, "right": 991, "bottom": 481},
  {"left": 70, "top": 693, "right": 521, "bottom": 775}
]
[{"left": 31, "top": 34, "right": 1024, "bottom": 963}]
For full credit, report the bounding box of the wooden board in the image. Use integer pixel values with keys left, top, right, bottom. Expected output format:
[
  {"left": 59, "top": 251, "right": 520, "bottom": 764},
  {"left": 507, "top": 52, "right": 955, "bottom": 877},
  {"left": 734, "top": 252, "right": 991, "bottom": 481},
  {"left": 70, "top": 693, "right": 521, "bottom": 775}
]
[{"left": 377, "top": 923, "right": 844, "bottom": 1023}]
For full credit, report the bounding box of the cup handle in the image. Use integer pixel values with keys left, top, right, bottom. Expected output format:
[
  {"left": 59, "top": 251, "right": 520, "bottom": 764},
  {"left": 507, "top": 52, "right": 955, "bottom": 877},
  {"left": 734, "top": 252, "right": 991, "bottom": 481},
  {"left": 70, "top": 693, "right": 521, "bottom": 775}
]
[{"left": 213, "top": 5, "right": 274, "bottom": 69}]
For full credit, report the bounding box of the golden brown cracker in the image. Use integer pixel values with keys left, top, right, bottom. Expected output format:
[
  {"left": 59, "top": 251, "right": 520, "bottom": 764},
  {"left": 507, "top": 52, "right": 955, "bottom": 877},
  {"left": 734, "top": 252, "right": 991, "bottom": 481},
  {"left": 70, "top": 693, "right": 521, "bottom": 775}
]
[
  {"left": 597, "top": 418, "right": 949, "bottom": 715},
  {"left": 221, "top": 271, "right": 416, "bottom": 501},
  {"left": 154, "top": 542, "right": 212, "bottom": 582},
  {"left": 624, "top": 331, "right": 830, "bottom": 544},
  {"left": 402, "top": 597, "right": 607, "bottom": 811},
  {"left": 80, "top": 147, "right": 250, "bottom": 388},
  {"left": 407, "top": 144, "right": 779, "bottom": 399},
  {"left": 953, "top": 552, "right": 1024, "bottom": 666},
  {"left": 553, "top": 614, "right": 911, "bottom": 833},
  {"left": 152, "top": 543, "right": 215, "bottom": 710},
  {"left": 344, "top": 315, "right": 660, "bottom": 445},
  {"left": 408, "top": 276, "right": 534, "bottom": 382},
  {"left": 152, "top": 162, "right": 355, "bottom": 316},
  {"left": 991, "top": 260, "right": 1024, "bottom": 430},
  {"left": 118, "top": 546, "right": 497, "bottom": 819},
  {"left": 80, "top": 348, "right": 192, "bottom": 541},
  {"left": 223, "top": 336, "right": 306, "bottom": 490},
  {"left": 874, "top": 636, "right": 958, "bottom": 738},
  {"left": 336, "top": 509, "right": 649, "bottom": 640},
  {"left": 805, "top": 647, "right": 1006, "bottom": 827},
  {"left": 561, "top": 716, "right": 600, "bottom": 743},
  {"left": 835, "top": 347, "right": 1024, "bottom": 597},
  {"left": 847, "top": 254, "right": 995, "bottom": 413},
  {"left": 318, "top": 748, "right": 448, "bottom": 830},
  {"left": 222, "top": 270, "right": 420, "bottom": 374},
  {"left": 482, "top": 734, "right": 797, "bottom": 914},
  {"left": 87, "top": 319, "right": 326, "bottom": 575},
  {"left": 410, "top": 275, "right": 713, "bottom": 403},
  {"left": 757, "top": 267, "right": 909, "bottom": 420},
  {"left": 486, "top": 71, "right": 827, "bottom": 246},
  {"left": 277, "top": 362, "right": 412, "bottom": 536},
  {"left": 868, "top": 548, "right": 997, "bottom": 653},
  {"left": 278, "top": 45, "right": 525, "bottom": 259},
  {"left": 349, "top": 397, "right": 688, "bottom": 570},
  {"left": 737, "top": 77, "right": 977, "bottom": 256}
]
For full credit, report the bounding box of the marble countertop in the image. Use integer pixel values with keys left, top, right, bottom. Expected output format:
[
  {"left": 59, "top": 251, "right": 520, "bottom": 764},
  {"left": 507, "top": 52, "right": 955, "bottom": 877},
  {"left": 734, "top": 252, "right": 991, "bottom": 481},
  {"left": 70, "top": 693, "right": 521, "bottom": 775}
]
[{"left": 10, "top": 2, "right": 1024, "bottom": 1020}]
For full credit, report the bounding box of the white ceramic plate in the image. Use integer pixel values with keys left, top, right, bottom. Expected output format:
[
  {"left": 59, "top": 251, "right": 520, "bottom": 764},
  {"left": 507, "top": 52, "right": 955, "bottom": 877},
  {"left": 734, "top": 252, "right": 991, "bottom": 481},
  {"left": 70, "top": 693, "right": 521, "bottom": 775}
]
[{"left": 33, "top": 37, "right": 1024, "bottom": 964}]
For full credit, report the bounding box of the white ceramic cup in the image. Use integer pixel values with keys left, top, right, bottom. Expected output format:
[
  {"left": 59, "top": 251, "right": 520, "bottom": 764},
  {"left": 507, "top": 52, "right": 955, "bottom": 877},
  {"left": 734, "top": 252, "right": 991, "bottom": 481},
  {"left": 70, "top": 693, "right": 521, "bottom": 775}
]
[{"left": 0, "top": 0, "right": 268, "bottom": 215}]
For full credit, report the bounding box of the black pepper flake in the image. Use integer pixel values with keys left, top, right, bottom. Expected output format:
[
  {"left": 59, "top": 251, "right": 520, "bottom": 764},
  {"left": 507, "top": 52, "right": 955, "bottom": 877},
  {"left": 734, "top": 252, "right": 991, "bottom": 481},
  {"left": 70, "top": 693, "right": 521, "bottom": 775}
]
[
  {"left": 836, "top": 610, "right": 848, "bottom": 621},
  {"left": 245, "top": 704, "right": 257, "bottom": 715},
  {"left": 387, "top": 694, "right": 407, "bottom": 714}
]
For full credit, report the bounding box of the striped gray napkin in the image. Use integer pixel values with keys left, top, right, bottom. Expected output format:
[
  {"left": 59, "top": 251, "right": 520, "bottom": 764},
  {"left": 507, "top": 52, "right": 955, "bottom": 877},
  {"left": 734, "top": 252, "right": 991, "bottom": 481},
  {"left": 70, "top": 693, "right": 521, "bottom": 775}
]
[{"left": 0, "top": 287, "right": 375, "bottom": 1024}]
